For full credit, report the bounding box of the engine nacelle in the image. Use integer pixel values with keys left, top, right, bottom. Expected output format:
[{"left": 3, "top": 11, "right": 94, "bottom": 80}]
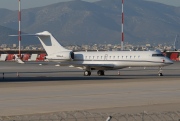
[{"left": 46, "top": 51, "right": 74, "bottom": 61}]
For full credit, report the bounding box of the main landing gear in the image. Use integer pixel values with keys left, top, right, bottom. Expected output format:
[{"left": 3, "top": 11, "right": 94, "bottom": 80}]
[
  {"left": 97, "top": 70, "right": 105, "bottom": 76},
  {"left": 158, "top": 67, "right": 163, "bottom": 76},
  {"left": 84, "top": 71, "right": 91, "bottom": 76},
  {"left": 84, "top": 70, "right": 105, "bottom": 76}
]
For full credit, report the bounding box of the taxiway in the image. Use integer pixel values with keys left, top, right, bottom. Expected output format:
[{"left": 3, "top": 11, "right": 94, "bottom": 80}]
[{"left": 0, "top": 61, "right": 179, "bottom": 116}]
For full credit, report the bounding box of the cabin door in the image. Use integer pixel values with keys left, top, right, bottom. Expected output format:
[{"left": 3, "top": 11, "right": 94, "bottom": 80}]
[{"left": 104, "top": 54, "right": 108, "bottom": 60}]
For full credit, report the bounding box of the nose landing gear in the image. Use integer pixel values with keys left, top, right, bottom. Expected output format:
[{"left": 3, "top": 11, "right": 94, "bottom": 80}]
[{"left": 158, "top": 67, "right": 163, "bottom": 76}]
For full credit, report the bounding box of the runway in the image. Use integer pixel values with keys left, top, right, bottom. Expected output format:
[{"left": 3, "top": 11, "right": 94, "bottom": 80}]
[{"left": 0, "top": 61, "right": 180, "bottom": 116}]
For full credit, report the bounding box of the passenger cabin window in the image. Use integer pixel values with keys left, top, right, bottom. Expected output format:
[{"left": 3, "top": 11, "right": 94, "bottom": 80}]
[{"left": 152, "top": 54, "right": 164, "bottom": 57}]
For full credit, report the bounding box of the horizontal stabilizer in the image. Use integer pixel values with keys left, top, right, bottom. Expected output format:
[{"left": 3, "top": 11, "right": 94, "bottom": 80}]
[
  {"left": 9, "top": 31, "right": 51, "bottom": 37},
  {"left": 10, "top": 31, "right": 70, "bottom": 55}
]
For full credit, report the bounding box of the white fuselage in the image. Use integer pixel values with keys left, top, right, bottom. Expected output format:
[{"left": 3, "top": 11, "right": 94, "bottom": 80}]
[{"left": 48, "top": 50, "right": 173, "bottom": 70}]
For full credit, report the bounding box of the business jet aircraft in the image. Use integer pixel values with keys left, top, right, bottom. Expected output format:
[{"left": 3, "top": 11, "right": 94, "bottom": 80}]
[{"left": 13, "top": 31, "right": 174, "bottom": 76}]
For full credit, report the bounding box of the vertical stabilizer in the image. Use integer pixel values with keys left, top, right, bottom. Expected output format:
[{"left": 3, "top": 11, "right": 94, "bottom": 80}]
[{"left": 36, "top": 31, "right": 70, "bottom": 56}]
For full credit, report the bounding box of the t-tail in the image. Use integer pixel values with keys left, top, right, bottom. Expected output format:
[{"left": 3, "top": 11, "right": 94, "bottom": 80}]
[
  {"left": 36, "top": 31, "right": 70, "bottom": 55},
  {"left": 35, "top": 31, "right": 74, "bottom": 61},
  {"left": 10, "top": 31, "right": 74, "bottom": 61}
]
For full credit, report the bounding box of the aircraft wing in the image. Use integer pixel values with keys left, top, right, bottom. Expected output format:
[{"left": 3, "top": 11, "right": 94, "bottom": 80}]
[
  {"left": 82, "top": 64, "right": 114, "bottom": 69},
  {"left": 58, "top": 63, "right": 115, "bottom": 70}
]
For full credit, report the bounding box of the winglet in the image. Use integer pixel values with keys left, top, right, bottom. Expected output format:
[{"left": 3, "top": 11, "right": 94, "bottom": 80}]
[{"left": 14, "top": 55, "right": 25, "bottom": 64}]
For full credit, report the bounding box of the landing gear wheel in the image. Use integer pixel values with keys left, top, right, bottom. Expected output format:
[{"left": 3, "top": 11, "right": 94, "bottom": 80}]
[
  {"left": 84, "top": 71, "right": 91, "bottom": 76},
  {"left": 158, "top": 67, "right": 163, "bottom": 76},
  {"left": 97, "top": 70, "right": 105, "bottom": 76},
  {"left": 158, "top": 73, "right": 163, "bottom": 76}
]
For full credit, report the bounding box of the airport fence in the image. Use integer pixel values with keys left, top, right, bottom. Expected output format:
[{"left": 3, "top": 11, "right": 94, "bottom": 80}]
[{"left": 0, "top": 110, "right": 180, "bottom": 121}]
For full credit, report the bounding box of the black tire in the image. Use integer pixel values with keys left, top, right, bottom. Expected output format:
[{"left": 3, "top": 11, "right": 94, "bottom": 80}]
[
  {"left": 97, "top": 70, "right": 105, "bottom": 76},
  {"left": 84, "top": 71, "right": 91, "bottom": 76}
]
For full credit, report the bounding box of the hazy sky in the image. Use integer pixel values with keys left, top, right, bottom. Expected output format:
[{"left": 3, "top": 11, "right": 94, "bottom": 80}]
[
  {"left": 0, "top": 0, "right": 100, "bottom": 10},
  {"left": 0, "top": 0, "right": 180, "bottom": 10}
]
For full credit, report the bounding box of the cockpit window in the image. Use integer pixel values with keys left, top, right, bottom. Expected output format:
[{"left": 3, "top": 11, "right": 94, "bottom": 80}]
[{"left": 152, "top": 54, "right": 164, "bottom": 57}]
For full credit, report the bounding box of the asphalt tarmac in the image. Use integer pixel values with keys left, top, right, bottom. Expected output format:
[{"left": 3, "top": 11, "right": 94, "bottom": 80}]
[{"left": 0, "top": 61, "right": 180, "bottom": 116}]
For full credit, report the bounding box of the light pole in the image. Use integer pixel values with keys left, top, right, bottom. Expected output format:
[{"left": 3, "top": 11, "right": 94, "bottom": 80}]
[
  {"left": 121, "top": 0, "right": 124, "bottom": 51},
  {"left": 18, "top": 0, "right": 21, "bottom": 58}
]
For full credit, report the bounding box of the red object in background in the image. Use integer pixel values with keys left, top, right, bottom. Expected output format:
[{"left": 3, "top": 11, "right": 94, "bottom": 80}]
[
  {"left": 22, "top": 54, "right": 30, "bottom": 61},
  {"left": 6, "top": 54, "right": 15, "bottom": 61},
  {"left": 170, "top": 53, "right": 179, "bottom": 61},
  {"left": 36, "top": 53, "right": 46, "bottom": 61}
]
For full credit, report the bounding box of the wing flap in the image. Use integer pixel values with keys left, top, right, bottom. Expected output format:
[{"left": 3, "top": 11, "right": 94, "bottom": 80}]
[{"left": 58, "top": 63, "right": 115, "bottom": 70}]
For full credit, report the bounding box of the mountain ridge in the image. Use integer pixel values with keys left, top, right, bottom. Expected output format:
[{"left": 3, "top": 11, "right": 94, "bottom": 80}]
[{"left": 0, "top": 0, "right": 180, "bottom": 46}]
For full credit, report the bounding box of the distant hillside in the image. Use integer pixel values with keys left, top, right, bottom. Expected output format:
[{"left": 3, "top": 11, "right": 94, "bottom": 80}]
[
  {"left": 0, "top": 25, "right": 16, "bottom": 45},
  {"left": 96, "top": 0, "right": 180, "bottom": 44},
  {"left": 0, "top": 0, "right": 180, "bottom": 45}
]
